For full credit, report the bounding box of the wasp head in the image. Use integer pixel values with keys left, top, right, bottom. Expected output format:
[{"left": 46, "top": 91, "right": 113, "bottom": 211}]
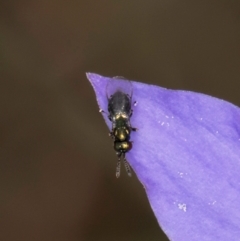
[{"left": 114, "top": 140, "right": 132, "bottom": 154}]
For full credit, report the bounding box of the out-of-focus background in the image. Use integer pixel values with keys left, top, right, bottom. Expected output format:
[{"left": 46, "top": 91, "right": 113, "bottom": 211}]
[{"left": 1, "top": 1, "right": 240, "bottom": 240}]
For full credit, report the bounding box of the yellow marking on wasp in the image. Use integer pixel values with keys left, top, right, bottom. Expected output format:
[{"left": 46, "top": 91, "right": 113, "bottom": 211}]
[
  {"left": 115, "top": 114, "right": 121, "bottom": 120},
  {"left": 115, "top": 113, "right": 128, "bottom": 120},
  {"left": 119, "top": 133, "right": 125, "bottom": 141}
]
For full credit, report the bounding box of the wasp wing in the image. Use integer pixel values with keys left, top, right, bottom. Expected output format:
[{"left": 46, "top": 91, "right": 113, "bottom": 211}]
[{"left": 106, "top": 77, "right": 133, "bottom": 100}]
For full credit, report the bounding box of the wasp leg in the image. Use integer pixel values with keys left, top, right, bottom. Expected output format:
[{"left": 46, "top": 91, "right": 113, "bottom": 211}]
[
  {"left": 123, "top": 154, "right": 132, "bottom": 177},
  {"left": 131, "top": 127, "right": 138, "bottom": 132},
  {"left": 99, "top": 109, "right": 112, "bottom": 121},
  {"left": 108, "top": 132, "right": 114, "bottom": 138},
  {"left": 130, "top": 109, "right": 133, "bottom": 117},
  {"left": 99, "top": 109, "right": 105, "bottom": 113},
  {"left": 130, "top": 101, "right": 137, "bottom": 117}
]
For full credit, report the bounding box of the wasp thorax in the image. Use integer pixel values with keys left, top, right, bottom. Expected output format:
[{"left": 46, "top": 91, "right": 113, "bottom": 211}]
[{"left": 114, "top": 141, "right": 132, "bottom": 153}]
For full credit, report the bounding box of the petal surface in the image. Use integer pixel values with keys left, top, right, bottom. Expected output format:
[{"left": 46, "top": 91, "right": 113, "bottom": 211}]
[{"left": 87, "top": 73, "right": 240, "bottom": 241}]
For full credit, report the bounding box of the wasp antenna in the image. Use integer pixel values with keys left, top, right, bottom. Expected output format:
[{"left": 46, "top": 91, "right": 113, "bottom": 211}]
[
  {"left": 116, "top": 158, "right": 121, "bottom": 178},
  {"left": 123, "top": 156, "right": 132, "bottom": 177}
]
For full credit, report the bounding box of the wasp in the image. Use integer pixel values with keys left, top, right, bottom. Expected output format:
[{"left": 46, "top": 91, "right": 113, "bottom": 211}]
[{"left": 102, "top": 77, "right": 136, "bottom": 178}]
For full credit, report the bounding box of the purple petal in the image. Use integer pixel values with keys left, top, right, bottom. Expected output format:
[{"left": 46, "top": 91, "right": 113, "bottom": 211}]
[{"left": 86, "top": 73, "right": 240, "bottom": 241}]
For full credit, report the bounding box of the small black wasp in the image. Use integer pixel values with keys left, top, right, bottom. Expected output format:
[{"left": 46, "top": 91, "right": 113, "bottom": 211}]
[{"left": 101, "top": 77, "right": 136, "bottom": 178}]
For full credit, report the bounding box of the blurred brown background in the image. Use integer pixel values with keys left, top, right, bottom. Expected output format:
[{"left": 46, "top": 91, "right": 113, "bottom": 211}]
[{"left": 1, "top": 1, "right": 240, "bottom": 240}]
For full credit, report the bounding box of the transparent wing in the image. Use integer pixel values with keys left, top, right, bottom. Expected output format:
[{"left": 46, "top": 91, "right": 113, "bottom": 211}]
[{"left": 106, "top": 77, "right": 133, "bottom": 100}]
